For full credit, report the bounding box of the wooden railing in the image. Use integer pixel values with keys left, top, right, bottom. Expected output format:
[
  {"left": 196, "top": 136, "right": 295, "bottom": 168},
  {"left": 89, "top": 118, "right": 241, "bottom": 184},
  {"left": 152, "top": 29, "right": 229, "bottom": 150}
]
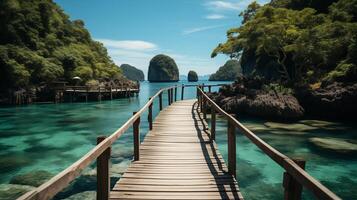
[
  {"left": 17, "top": 84, "right": 221, "bottom": 200},
  {"left": 18, "top": 85, "right": 182, "bottom": 200},
  {"left": 197, "top": 86, "right": 341, "bottom": 200}
]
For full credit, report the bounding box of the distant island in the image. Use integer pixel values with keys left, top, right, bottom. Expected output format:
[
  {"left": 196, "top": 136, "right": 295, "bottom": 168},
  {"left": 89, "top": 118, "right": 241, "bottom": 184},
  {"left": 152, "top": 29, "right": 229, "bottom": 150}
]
[
  {"left": 209, "top": 60, "right": 242, "bottom": 81},
  {"left": 188, "top": 70, "right": 198, "bottom": 82},
  {"left": 0, "top": 0, "right": 135, "bottom": 104},
  {"left": 148, "top": 54, "right": 179, "bottom": 82},
  {"left": 120, "top": 64, "right": 144, "bottom": 81}
]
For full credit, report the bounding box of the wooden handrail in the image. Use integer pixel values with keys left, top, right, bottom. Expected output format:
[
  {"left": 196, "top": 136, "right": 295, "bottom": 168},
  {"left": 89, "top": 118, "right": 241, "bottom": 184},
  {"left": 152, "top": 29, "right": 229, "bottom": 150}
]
[
  {"left": 18, "top": 85, "right": 178, "bottom": 200},
  {"left": 197, "top": 87, "right": 341, "bottom": 200}
]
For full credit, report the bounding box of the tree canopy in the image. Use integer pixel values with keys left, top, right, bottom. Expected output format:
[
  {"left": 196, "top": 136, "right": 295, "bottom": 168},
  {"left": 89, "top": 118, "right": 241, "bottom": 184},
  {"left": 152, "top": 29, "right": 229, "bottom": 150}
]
[
  {"left": 212, "top": 0, "right": 357, "bottom": 85},
  {"left": 0, "top": 0, "right": 122, "bottom": 91}
]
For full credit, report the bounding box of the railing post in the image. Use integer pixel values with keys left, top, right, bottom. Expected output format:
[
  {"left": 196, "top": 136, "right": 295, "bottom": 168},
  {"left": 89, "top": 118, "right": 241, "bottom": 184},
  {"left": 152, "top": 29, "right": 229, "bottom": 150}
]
[
  {"left": 283, "top": 159, "right": 306, "bottom": 200},
  {"left": 171, "top": 88, "right": 174, "bottom": 104},
  {"left": 203, "top": 98, "right": 207, "bottom": 119},
  {"left": 148, "top": 97, "right": 153, "bottom": 130},
  {"left": 96, "top": 136, "right": 110, "bottom": 200},
  {"left": 159, "top": 92, "right": 163, "bottom": 111},
  {"left": 174, "top": 86, "right": 177, "bottom": 101},
  {"left": 168, "top": 89, "right": 171, "bottom": 105},
  {"left": 211, "top": 106, "right": 216, "bottom": 141},
  {"left": 227, "top": 116, "right": 236, "bottom": 178},
  {"left": 200, "top": 88, "right": 203, "bottom": 113},
  {"left": 133, "top": 112, "right": 140, "bottom": 161},
  {"left": 181, "top": 84, "right": 184, "bottom": 100},
  {"left": 208, "top": 85, "right": 212, "bottom": 93}
]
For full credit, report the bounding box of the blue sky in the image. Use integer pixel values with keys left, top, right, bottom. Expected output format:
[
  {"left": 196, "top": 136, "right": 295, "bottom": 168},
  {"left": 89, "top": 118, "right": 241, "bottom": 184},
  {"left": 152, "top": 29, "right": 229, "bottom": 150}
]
[{"left": 55, "top": 0, "right": 269, "bottom": 78}]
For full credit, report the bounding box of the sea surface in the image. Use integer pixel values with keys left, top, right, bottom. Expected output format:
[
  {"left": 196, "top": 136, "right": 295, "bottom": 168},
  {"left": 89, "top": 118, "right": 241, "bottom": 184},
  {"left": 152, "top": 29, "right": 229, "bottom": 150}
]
[{"left": 0, "top": 81, "right": 356, "bottom": 199}]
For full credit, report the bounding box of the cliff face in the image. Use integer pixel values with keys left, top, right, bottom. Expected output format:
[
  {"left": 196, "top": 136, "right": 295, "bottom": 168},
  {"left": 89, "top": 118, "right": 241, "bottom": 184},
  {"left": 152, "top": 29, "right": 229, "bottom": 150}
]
[
  {"left": 188, "top": 70, "right": 198, "bottom": 82},
  {"left": 147, "top": 54, "right": 179, "bottom": 82},
  {"left": 209, "top": 59, "right": 242, "bottom": 81},
  {"left": 120, "top": 64, "right": 144, "bottom": 81},
  {"left": 0, "top": 0, "right": 123, "bottom": 92}
]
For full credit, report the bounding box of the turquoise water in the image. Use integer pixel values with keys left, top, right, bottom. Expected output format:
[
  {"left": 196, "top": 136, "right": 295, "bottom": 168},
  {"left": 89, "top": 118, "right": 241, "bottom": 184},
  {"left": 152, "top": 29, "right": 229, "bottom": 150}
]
[{"left": 0, "top": 81, "right": 356, "bottom": 199}]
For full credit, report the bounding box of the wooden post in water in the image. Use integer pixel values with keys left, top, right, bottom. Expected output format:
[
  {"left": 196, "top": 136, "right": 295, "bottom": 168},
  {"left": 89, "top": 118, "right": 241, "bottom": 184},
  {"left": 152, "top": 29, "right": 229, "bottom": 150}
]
[
  {"left": 174, "top": 86, "right": 177, "bottom": 101},
  {"left": 168, "top": 89, "right": 171, "bottom": 105},
  {"left": 211, "top": 106, "right": 216, "bottom": 141},
  {"left": 227, "top": 116, "right": 236, "bottom": 178},
  {"left": 181, "top": 84, "right": 184, "bottom": 100},
  {"left": 96, "top": 136, "right": 110, "bottom": 200},
  {"left": 148, "top": 98, "right": 153, "bottom": 130},
  {"left": 283, "top": 159, "right": 306, "bottom": 200},
  {"left": 133, "top": 112, "right": 140, "bottom": 161},
  {"left": 159, "top": 92, "right": 163, "bottom": 111},
  {"left": 110, "top": 86, "right": 113, "bottom": 100},
  {"left": 171, "top": 88, "right": 174, "bottom": 104},
  {"left": 98, "top": 87, "right": 101, "bottom": 101}
]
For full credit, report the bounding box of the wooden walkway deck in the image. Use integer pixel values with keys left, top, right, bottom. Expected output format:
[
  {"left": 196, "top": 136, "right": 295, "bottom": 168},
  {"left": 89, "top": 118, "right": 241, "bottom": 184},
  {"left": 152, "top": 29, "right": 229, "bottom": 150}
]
[
  {"left": 18, "top": 85, "right": 340, "bottom": 200},
  {"left": 110, "top": 99, "right": 243, "bottom": 200}
]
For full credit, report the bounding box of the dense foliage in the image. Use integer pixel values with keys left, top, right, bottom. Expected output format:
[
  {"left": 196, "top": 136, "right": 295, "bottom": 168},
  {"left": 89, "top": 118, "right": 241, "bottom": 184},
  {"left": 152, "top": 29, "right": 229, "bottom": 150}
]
[
  {"left": 209, "top": 60, "right": 242, "bottom": 81},
  {"left": 148, "top": 54, "right": 179, "bottom": 82},
  {"left": 187, "top": 70, "right": 198, "bottom": 82},
  {"left": 0, "top": 0, "right": 122, "bottom": 92},
  {"left": 120, "top": 64, "right": 144, "bottom": 81},
  {"left": 212, "top": 0, "right": 357, "bottom": 85}
]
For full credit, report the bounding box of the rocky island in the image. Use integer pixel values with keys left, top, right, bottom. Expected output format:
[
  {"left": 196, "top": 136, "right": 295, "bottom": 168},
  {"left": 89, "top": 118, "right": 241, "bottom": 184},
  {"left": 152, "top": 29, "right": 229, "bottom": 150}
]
[
  {"left": 188, "top": 70, "right": 198, "bottom": 82},
  {"left": 209, "top": 59, "right": 242, "bottom": 81},
  {"left": 120, "top": 64, "right": 144, "bottom": 81},
  {"left": 148, "top": 54, "right": 179, "bottom": 82}
]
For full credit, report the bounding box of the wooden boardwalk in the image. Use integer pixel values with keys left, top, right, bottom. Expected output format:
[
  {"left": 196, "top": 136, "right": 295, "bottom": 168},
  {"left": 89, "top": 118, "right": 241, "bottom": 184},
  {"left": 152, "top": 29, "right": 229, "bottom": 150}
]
[
  {"left": 18, "top": 85, "right": 340, "bottom": 200},
  {"left": 110, "top": 99, "right": 243, "bottom": 200}
]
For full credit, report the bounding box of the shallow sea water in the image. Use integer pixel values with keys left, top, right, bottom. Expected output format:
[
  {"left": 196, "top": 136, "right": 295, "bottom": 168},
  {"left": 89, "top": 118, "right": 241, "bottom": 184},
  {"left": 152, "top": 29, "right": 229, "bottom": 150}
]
[{"left": 0, "top": 81, "right": 356, "bottom": 199}]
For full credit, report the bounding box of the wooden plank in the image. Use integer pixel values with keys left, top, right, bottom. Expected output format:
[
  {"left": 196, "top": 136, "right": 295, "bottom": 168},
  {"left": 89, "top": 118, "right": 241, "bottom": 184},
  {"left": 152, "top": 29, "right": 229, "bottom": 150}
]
[{"left": 110, "top": 99, "right": 242, "bottom": 200}]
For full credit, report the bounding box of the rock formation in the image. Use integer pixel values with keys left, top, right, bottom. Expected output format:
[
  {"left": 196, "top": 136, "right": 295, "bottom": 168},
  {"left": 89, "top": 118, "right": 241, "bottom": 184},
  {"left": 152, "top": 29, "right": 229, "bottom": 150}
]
[
  {"left": 120, "top": 64, "right": 144, "bottom": 81},
  {"left": 148, "top": 54, "right": 179, "bottom": 82},
  {"left": 188, "top": 70, "right": 198, "bottom": 82}
]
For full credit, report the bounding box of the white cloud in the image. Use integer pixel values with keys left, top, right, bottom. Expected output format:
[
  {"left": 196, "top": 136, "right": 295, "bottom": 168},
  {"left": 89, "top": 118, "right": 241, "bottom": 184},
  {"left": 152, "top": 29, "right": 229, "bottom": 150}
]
[
  {"left": 205, "top": 0, "right": 270, "bottom": 12},
  {"left": 182, "top": 25, "right": 225, "bottom": 35},
  {"left": 205, "top": 14, "right": 226, "bottom": 19},
  {"left": 96, "top": 39, "right": 157, "bottom": 51}
]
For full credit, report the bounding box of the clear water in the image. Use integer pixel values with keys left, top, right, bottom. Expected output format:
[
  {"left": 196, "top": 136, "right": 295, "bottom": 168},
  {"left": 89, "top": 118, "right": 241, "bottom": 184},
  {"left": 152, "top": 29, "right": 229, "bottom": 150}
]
[{"left": 0, "top": 81, "right": 356, "bottom": 199}]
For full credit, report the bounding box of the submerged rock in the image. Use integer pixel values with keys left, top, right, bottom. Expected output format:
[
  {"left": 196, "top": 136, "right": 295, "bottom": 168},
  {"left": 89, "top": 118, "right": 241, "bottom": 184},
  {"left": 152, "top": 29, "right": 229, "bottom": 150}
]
[
  {"left": 299, "top": 120, "right": 346, "bottom": 130},
  {"left": 309, "top": 137, "right": 357, "bottom": 153},
  {"left": 148, "top": 54, "right": 179, "bottom": 82},
  {"left": 0, "top": 184, "right": 35, "bottom": 200},
  {"left": 264, "top": 122, "right": 317, "bottom": 132},
  {"left": 111, "top": 159, "right": 131, "bottom": 177},
  {"left": 0, "top": 156, "right": 32, "bottom": 173},
  {"left": 63, "top": 191, "right": 96, "bottom": 200},
  {"left": 10, "top": 170, "right": 53, "bottom": 187}
]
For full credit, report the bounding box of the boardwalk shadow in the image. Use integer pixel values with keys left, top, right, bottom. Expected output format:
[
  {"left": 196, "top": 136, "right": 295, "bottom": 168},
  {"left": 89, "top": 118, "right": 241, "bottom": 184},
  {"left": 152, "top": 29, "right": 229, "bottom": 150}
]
[{"left": 191, "top": 101, "right": 242, "bottom": 200}]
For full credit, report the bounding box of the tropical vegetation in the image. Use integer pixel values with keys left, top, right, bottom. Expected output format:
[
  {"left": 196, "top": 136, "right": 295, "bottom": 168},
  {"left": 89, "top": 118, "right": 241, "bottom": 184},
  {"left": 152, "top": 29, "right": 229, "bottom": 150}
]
[
  {"left": 212, "top": 0, "right": 357, "bottom": 86},
  {"left": 0, "top": 0, "right": 124, "bottom": 94}
]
